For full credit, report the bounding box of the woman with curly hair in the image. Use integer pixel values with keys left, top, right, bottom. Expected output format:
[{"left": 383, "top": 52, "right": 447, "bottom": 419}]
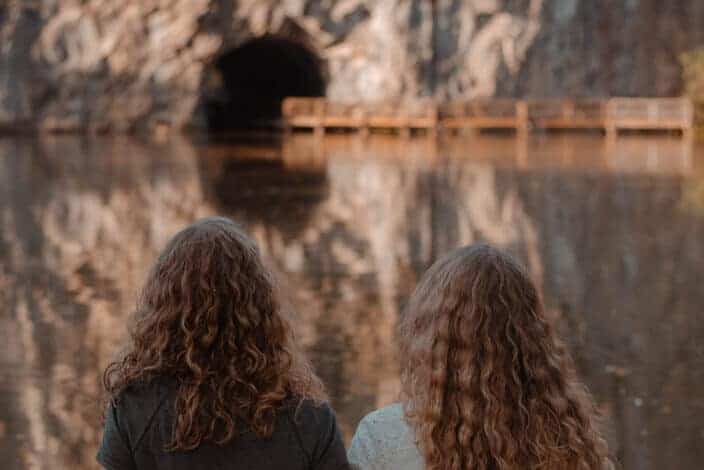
[
  {"left": 348, "top": 244, "right": 612, "bottom": 470},
  {"left": 98, "top": 217, "right": 349, "bottom": 470}
]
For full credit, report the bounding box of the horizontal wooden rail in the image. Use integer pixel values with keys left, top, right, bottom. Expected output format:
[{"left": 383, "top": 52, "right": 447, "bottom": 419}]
[
  {"left": 282, "top": 97, "right": 693, "bottom": 137},
  {"left": 605, "top": 98, "right": 693, "bottom": 137},
  {"left": 526, "top": 99, "right": 606, "bottom": 129},
  {"left": 439, "top": 99, "right": 527, "bottom": 134}
]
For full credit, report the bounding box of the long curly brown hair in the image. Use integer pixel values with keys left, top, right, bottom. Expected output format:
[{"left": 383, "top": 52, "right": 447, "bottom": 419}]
[
  {"left": 103, "top": 216, "right": 326, "bottom": 450},
  {"left": 399, "top": 244, "right": 610, "bottom": 470}
]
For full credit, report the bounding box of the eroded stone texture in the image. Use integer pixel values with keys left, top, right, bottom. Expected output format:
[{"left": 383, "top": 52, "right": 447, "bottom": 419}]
[
  {"left": 0, "top": 1, "right": 703, "bottom": 127},
  {"left": 512, "top": 0, "right": 704, "bottom": 97}
]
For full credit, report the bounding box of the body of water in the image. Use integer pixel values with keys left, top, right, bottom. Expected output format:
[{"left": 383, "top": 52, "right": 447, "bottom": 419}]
[{"left": 1, "top": 133, "right": 703, "bottom": 469}]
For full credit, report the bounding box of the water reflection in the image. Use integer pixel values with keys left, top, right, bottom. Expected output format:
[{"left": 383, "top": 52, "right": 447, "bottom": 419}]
[{"left": 1, "top": 133, "right": 703, "bottom": 469}]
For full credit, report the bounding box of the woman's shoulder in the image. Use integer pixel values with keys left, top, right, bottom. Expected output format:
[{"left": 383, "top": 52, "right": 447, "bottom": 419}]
[
  {"left": 109, "top": 377, "right": 173, "bottom": 432},
  {"left": 355, "top": 402, "right": 407, "bottom": 437},
  {"left": 114, "top": 376, "right": 172, "bottom": 405},
  {"left": 98, "top": 378, "right": 173, "bottom": 468},
  {"left": 352, "top": 403, "right": 411, "bottom": 448},
  {"left": 286, "top": 398, "right": 337, "bottom": 429},
  {"left": 360, "top": 403, "right": 405, "bottom": 424},
  {"left": 349, "top": 403, "right": 422, "bottom": 470},
  {"left": 283, "top": 398, "right": 349, "bottom": 466}
]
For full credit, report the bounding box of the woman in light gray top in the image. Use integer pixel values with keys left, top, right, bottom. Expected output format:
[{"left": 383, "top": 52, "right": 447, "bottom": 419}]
[{"left": 349, "top": 244, "right": 613, "bottom": 470}]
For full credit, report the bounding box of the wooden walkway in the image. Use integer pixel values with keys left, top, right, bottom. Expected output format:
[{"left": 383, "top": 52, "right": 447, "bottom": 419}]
[{"left": 282, "top": 97, "right": 694, "bottom": 137}]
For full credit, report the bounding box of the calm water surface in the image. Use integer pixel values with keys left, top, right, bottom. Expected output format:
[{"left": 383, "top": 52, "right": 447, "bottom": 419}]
[{"left": 1, "top": 133, "right": 703, "bottom": 469}]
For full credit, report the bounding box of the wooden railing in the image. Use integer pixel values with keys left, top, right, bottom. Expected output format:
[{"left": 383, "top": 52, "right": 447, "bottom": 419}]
[
  {"left": 439, "top": 99, "right": 527, "bottom": 133},
  {"left": 605, "top": 98, "right": 693, "bottom": 136},
  {"left": 527, "top": 99, "right": 606, "bottom": 129},
  {"left": 694, "top": 101, "right": 704, "bottom": 129},
  {"left": 282, "top": 97, "right": 694, "bottom": 137}
]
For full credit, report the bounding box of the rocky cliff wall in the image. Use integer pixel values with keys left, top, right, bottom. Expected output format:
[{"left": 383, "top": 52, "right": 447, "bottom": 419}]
[{"left": 1, "top": 0, "right": 703, "bottom": 131}]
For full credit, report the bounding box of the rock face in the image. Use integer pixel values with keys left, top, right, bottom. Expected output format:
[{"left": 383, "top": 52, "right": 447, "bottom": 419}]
[{"left": 0, "top": 0, "right": 703, "bottom": 130}]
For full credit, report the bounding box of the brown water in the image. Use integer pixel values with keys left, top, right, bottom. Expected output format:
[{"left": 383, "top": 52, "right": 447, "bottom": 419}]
[{"left": 1, "top": 133, "right": 703, "bottom": 469}]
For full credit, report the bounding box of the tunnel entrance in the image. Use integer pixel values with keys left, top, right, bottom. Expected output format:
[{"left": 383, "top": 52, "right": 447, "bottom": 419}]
[{"left": 204, "top": 36, "right": 326, "bottom": 132}]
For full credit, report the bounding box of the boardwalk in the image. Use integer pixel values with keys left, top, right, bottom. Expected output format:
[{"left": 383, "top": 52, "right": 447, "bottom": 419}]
[{"left": 282, "top": 97, "right": 694, "bottom": 137}]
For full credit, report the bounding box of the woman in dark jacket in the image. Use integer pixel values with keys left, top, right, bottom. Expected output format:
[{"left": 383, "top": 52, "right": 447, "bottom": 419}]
[{"left": 98, "top": 216, "right": 349, "bottom": 470}]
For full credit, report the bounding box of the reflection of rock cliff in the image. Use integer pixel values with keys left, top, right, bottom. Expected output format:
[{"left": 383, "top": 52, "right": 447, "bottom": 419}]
[
  {"left": 210, "top": 136, "right": 704, "bottom": 469},
  {"left": 2, "top": 1, "right": 704, "bottom": 129},
  {"left": 0, "top": 136, "right": 213, "bottom": 469},
  {"left": 223, "top": 143, "right": 546, "bottom": 437},
  {"left": 2, "top": 135, "right": 704, "bottom": 469},
  {"left": 512, "top": 170, "right": 704, "bottom": 469}
]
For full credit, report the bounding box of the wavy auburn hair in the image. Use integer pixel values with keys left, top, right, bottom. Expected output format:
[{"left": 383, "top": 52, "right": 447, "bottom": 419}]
[
  {"left": 399, "top": 244, "right": 610, "bottom": 470},
  {"left": 103, "top": 216, "right": 325, "bottom": 450}
]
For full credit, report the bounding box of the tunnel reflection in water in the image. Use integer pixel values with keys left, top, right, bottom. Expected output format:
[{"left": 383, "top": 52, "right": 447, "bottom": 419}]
[
  {"left": 202, "top": 36, "right": 326, "bottom": 131},
  {"left": 1, "top": 134, "right": 703, "bottom": 470}
]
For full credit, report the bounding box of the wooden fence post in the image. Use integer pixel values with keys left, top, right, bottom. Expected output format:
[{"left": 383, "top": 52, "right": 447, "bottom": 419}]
[
  {"left": 604, "top": 99, "right": 617, "bottom": 139},
  {"left": 428, "top": 102, "right": 438, "bottom": 137},
  {"left": 516, "top": 100, "right": 529, "bottom": 137},
  {"left": 683, "top": 98, "right": 694, "bottom": 139},
  {"left": 400, "top": 103, "right": 411, "bottom": 138},
  {"left": 314, "top": 98, "right": 325, "bottom": 137},
  {"left": 282, "top": 98, "right": 293, "bottom": 135}
]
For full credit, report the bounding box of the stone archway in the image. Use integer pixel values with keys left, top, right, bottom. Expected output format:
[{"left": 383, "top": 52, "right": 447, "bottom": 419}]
[{"left": 203, "top": 36, "right": 326, "bottom": 131}]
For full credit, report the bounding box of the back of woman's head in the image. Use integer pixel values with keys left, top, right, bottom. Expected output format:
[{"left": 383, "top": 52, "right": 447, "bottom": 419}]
[
  {"left": 399, "top": 244, "right": 609, "bottom": 470},
  {"left": 103, "top": 216, "right": 325, "bottom": 450}
]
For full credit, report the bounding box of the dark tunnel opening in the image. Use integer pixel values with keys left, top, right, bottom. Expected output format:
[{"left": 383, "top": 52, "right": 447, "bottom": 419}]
[{"left": 204, "top": 36, "right": 326, "bottom": 132}]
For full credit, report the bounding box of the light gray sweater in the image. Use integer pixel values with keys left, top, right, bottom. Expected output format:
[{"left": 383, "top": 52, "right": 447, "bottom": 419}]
[{"left": 347, "top": 403, "right": 423, "bottom": 470}]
